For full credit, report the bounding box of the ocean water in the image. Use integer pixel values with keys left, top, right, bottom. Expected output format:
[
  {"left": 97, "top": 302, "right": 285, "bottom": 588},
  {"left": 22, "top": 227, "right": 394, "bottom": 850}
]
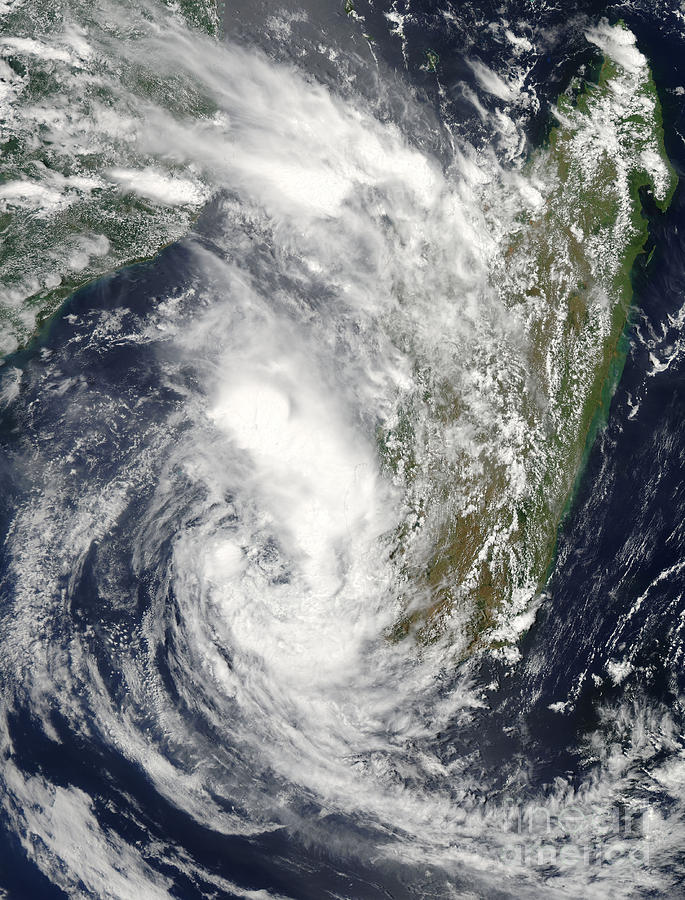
[{"left": 1, "top": 1, "right": 685, "bottom": 898}]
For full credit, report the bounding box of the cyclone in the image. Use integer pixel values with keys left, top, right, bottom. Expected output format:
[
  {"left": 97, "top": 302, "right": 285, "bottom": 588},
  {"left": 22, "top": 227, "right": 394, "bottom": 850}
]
[{"left": 1, "top": 1, "right": 685, "bottom": 898}]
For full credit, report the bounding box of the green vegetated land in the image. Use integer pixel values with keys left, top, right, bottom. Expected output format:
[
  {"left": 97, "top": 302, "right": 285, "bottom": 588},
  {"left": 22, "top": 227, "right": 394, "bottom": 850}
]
[
  {"left": 389, "top": 24, "right": 677, "bottom": 654},
  {"left": 0, "top": 0, "right": 219, "bottom": 356}
]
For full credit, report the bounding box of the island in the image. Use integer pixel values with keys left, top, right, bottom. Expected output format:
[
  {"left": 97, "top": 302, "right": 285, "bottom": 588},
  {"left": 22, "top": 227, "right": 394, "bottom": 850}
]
[{"left": 385, "top": 21, "right": 677, "bottom": 656}]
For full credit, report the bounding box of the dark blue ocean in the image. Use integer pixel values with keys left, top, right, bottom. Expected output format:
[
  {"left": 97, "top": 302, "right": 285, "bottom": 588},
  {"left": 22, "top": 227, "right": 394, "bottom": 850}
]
[{"left": 1, "top": 1, "right": 685, "bottom": 897}]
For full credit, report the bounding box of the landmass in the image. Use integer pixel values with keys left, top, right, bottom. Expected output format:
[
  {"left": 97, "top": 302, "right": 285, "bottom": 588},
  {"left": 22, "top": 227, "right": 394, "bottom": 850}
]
[
  {"left": 0, "top": 0, "right": 219, "bottom": 357},
  {"left": 385, "top": 21, "right": 677, "bottom": 655}
]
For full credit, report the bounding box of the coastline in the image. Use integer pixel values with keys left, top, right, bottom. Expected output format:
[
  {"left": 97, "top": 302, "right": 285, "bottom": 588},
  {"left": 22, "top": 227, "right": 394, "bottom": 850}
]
[{"left": 542, "top": 51, "right": 680, "bottom": 595}]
